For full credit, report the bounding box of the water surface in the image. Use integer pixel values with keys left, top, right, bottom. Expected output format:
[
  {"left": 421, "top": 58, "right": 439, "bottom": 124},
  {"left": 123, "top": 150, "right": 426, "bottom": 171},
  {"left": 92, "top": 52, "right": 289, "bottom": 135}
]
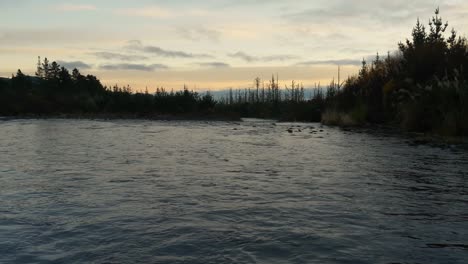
[{"left": 1, "top": 119, "right": 467, "bottom": 263}]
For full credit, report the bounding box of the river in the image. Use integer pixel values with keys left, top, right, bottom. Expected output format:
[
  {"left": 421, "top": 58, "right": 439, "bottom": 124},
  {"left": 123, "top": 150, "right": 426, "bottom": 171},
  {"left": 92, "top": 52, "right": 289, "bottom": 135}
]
[{"left": 0, "top": 119, "right": 467, "bottom": 263}]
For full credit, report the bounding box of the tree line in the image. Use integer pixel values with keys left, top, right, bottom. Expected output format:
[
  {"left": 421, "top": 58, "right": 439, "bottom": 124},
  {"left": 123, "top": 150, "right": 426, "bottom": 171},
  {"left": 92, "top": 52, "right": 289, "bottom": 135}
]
[
  {"left": 0, "top": 59, "right": 328, "bottom": 121},
  {"left": 215, "top": 76, "right": 329, "bottom": 121},
  {"left": 323, "top": 8, "right": 468, "bottom": 136},
  {"left": 0, "top": 58, "right": 219, "bottom": 119},
  {"left": 1, "top": 8, "right": 466, "bottom": 135}
]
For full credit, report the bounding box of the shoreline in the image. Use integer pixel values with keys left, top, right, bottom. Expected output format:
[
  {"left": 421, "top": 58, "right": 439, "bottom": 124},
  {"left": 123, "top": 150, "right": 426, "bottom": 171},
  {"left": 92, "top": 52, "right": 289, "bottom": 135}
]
[
  {"left": 322, "top": 121, "right": 468, "bottom": 145},
  {"left": 0, "top": 113, "right": 242, "bottom": 122},
  {"left": 2, "top": 115, "right": 466, "bottom": 144}
]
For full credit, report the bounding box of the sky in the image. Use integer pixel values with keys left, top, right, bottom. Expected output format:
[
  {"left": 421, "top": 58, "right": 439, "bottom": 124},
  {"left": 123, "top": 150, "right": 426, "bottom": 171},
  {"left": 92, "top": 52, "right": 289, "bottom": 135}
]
[{"left": 1, "top": 0, "right": 467, "bottom": 91}]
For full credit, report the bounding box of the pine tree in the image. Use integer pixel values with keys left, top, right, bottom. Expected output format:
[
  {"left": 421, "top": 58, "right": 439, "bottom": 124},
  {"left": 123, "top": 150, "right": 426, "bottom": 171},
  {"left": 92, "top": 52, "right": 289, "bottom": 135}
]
[
  {"left": 42, "top": 58, "right": 50, "bottom": 80},
  {"left": 59, "top": 67, "right": 71, "bottom": 85},
  {"left": 412, "top": 18, "right": 427, "bottom": 47},
  {"left": 16, "top": 69, "right": 25, "bottom": 78},
  {"left": 72, "top": 68, "right": 82, "bottom": 81},
  {"left": 428, "top": 7, "right": 448, "bottom": 43},
  {"left": 35, "top": 56, "right": 44, "bottom": 78},
  {"left": 255, "top": 77, "right": 260, "bottom": 103},
  {"left": 50, "top": 61, "right": 61, "bottom": 80}
]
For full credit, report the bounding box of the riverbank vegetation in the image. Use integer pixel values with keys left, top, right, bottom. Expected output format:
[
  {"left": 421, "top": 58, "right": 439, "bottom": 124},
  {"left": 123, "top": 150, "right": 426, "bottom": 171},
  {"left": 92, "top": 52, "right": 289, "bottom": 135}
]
[
  {"left": 0, "top": 62, "right": 325, "bottom": 121},
  {"left": 0, "top": 61, "right": 228, "bottom": 120},
  {"left": 1, "top": 9, "right": 466, "bottom": 136},
  {"left": 215, "top": 77, "right": 326, "bottom": 121},
  {"left": 323, "top": 8, "right": 468, "bottom": 137}
]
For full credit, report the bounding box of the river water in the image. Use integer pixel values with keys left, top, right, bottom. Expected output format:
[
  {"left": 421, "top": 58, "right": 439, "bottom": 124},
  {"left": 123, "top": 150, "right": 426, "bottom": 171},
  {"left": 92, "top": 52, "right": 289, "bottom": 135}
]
[{"left": 0, "top": 119, "right": 467, "bottom": 263}]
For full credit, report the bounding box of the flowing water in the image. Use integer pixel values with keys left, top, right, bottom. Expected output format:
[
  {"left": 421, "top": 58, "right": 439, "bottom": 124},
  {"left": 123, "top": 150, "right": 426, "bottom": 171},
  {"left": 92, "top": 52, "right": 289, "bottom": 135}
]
[{"left": 0, "top": 119, "right": 467, "bottom": 264}]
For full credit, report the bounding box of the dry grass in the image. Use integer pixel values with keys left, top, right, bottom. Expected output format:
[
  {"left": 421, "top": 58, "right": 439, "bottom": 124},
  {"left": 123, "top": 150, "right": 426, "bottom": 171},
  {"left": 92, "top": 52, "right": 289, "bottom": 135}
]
[{"left": 321, "top": 109, "right": 361, "bottom": 127}]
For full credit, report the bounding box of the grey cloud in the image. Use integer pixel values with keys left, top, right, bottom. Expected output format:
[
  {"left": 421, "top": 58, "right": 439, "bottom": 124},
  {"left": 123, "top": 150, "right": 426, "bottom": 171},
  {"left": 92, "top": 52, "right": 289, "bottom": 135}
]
[
  {"left": 296, "top": 59, "right": 362, "bottom": 66},
  {"left": 178, "top": 27, "right": 221, "bottom": 42},
  {"left": 91, "top": 52, "right": 148, "bottom": 61},
  {"left": 284, "top": 0, "right": 436, "bottom": 26},
  {"left": 126, "top": 40, "right": 213, "bottom": 59},
  {"left": 214, "top": 0, "right": 296, "bottom": 8},
  {"left": 0, "top": 0, "right": 34, "bottom": 8},
  {"left": 0, "top": 28, "right": 116, "bottom": 45},
  {"left": 198, "top": 62, "right": 231, "bottom": 68},
  {"left": 228, "top": 51, "right": 255, "bottom": 62},
  {"left": 339, "top": 47, "right": 377, "bottom": 54},
  {"left": 99, "top": 63, "right": 169, "bottom": 71},
  {"left": 263, "top": 55, "right": 299, "bottom": 62},
  {"left": 57, "top": 61, "right": 92, "bottom": 70},
  {"left": 127, "top": 40, "right": 143, "bottom": 46},
  {"left": 228, "top": 51, "right": 298, "bottom": 62}
]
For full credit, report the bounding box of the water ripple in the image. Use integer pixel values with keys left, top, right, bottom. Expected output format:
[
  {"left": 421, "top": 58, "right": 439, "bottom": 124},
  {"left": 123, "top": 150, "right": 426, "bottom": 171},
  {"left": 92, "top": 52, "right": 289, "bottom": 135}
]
[{"left": 0, "top": 119, "right": 467, "bottom": 263}]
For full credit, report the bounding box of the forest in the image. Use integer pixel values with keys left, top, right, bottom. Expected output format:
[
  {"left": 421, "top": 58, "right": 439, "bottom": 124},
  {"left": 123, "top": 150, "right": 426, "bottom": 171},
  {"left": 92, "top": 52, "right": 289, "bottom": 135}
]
[
  {"left": 323, "top": 8, "right": 468, "bottom": 137},
  {"left": 0, "top": 60, "right": 225, "bottom": 120},
  {"left": 1, "top": 9, "right": 467, "bottom": 136},
  {"left": 0, "top": 60, "right": 325, "bottom": 121}
]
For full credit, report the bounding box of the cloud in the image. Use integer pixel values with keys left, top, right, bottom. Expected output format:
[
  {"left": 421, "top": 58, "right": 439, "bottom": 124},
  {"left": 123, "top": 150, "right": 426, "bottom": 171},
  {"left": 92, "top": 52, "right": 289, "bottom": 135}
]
[
  {"left": 228, "top": 51, "right": 298, "bottom": 62},
  {"left": 283, "top": 0, "right": 434, "bottom": 27},
  {"left": 228, "top": 51, "right": 255, "bottom": 62},
  {"left": 57, "top": 61, "right": 92, "bottom": 70},
  {"left": 90, "top": 52, "right": 148, "bottom": 61},
  {"left": 177, "top": 27, "right": 221, "bottom": 42},
  {"left": 126, "top": 40, "right": 213, "bottom": 58},
  {"left": 55, "top": 4, "right": 96, "bottom": 11},
  {"left": 113, "top": 6, "right": 219, "bottom": 19},
  {"left": 198, "top": 62, "right": 231, "bottom": 68},
  {"left": 296, "top": 59, "right": 362, "bottom": 66},
  {"left": 263, "top": 55, "right": 300, "bottom": 62},
  {"left": 0, "top": 28, "right": 120, "bottom": 45},
  {"left": 99, "top": 63, "right": 169, "bottom": 71},
  {"left": 339, "top": 47, "right": 377, "bottom": 54},
  {"left": 114, "top": 6, "right": 174, "bottom": 18}
]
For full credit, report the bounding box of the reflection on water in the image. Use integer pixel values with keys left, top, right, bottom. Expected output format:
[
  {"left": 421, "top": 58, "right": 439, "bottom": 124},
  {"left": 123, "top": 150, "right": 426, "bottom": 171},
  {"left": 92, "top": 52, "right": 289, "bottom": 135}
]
[{"left": 0, "top": 119, "right": 467, "bottom": 263}]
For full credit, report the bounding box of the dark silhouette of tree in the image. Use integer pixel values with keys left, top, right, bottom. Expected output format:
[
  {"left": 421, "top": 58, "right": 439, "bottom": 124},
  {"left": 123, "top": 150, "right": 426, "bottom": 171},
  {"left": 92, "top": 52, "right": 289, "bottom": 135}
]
[
  {"left": 42, "top": 58, "right": 50, "bottom": 80},
  {"left": 324, "top": 8, "right": 468, "bottom": 136},
  {"left": 4, "top": 7, "right": 466, "bottom": 133},
  {"left": 50, "top": 61, "right": 61, "bottom": 80},
  {"left": 35, "top": 56, "right": 44, "bottom": 78},
  {"left": 0, "top": 58, "right": 222, "bottom": 118},
  {"left": 72, "top": 68, "right": 82, "bottom": 81}
]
